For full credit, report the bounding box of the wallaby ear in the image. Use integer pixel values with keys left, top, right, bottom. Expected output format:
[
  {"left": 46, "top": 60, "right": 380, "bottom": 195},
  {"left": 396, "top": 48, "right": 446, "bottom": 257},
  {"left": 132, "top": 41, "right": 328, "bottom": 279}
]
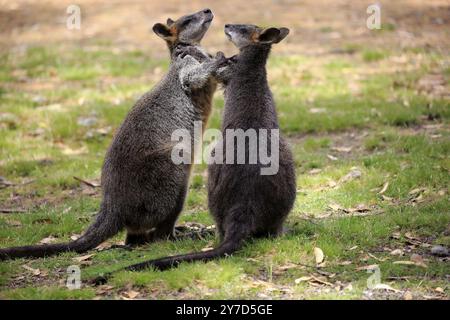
[
  {"left": 166, "top": 18, "right": 174, "bottom": 26},
  {"left": 273, "top": 27, "right": 289, "bottom": 43},
  {"left": 258, "top": 28, "right": 281, "bottom": 44},
  {"left": 152, "top": 23, "right": 173, "bottom": 40}
]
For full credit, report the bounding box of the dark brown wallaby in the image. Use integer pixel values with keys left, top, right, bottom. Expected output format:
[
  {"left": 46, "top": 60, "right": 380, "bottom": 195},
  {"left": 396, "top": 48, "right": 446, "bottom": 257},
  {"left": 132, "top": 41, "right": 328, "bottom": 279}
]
[
  {"left": 0, "top": 9, "right": 225, "bottom": 260},
  {"left": 123, "top": 24, "right": 297, "bottom": 272}
]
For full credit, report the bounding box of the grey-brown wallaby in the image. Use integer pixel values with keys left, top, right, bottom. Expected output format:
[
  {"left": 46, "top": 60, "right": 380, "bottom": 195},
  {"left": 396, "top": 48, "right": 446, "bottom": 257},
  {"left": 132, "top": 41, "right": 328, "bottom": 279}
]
[
  {"left": 0, "top": 9, "right": 225, "bottom": 260},
  {"left": 122, "top": 24, "right": 297, "bottom": 271}
]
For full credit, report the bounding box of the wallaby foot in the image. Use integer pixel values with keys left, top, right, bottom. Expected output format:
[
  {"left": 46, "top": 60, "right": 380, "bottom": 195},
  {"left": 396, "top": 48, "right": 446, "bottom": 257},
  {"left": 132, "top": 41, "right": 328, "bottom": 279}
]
[{"left": 125, "top": 233, "right": 152, "bottom": 247}]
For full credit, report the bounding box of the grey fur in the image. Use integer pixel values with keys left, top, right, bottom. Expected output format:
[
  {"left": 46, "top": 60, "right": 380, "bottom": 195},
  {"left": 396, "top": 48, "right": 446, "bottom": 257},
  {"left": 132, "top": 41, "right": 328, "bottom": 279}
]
[
  {"left": 0, "top": 9, "right": 222, "bottom": 260},
  {"left": 121, "top": 24, "right": 296, "bottom": 272}
]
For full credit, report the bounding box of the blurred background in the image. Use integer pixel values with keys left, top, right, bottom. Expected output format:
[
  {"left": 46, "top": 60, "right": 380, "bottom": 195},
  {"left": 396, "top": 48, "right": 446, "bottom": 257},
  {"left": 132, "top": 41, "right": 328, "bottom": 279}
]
[{"left": 0, "top": 1, "right": 449, "bottom": 300}]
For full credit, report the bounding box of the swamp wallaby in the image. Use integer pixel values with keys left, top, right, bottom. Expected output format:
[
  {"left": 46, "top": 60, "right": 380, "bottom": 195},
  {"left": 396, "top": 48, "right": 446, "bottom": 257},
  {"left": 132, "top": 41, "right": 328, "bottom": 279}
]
[
  {"left": 122, "top": 24, "right": 297, "bottom": 271},
  {"left": 0, "top": 9, "right": 225, "bottom": 260}
]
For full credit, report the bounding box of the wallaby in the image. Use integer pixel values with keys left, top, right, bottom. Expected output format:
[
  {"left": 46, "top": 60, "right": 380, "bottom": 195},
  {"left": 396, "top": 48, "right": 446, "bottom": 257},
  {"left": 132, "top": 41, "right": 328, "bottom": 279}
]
[
  {"left": 0, "top": 9, "right": 225, "bottom": 260},
  {"left": 122, "top": 24, "right": 297, "bottom": 271}
]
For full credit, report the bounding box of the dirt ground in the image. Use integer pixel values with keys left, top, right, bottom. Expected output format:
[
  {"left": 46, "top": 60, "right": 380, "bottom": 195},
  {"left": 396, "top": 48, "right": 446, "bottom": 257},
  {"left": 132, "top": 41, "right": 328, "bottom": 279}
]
[{"left": 1, "top": 0, "right": 449, "bottom": 57}]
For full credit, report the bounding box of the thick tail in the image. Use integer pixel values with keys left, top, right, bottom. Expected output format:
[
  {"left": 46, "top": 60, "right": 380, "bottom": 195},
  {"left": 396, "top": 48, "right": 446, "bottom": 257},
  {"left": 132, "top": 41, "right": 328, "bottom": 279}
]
[
  {"left": 125, "top": 217, "right": 249, "bottom": 272},
  {"left": 0, "top": 209, "right": 121, "bottom": 261},
  {"left": 126, "top": 237, "right": 243, "bottom": 272}
]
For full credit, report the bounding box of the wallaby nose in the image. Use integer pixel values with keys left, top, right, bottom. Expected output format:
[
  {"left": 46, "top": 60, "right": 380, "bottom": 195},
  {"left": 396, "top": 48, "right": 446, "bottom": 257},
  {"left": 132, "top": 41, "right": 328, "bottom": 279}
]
[
  {"left": 225, "top": 24, "right": 230, "bottom": 29},
  {"left": 203, "top": 8, "right": 211, "bottom": 14}
]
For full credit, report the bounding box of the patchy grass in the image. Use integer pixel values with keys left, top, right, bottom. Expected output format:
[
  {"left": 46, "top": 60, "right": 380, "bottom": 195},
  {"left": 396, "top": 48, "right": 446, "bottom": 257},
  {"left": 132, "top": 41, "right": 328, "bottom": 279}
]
[{"left": 0, "top": 39, "right": 449, "bottom": 300}]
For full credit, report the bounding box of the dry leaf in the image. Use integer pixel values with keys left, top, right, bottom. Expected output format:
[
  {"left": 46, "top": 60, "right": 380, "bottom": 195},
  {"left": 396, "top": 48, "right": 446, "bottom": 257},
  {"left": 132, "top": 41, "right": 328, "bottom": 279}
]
[
  {"left": 314, "top": 247, "right": 325, "bottom": 264},
  {"left": 367, "top": 252, "right": 387, "bottom": 262},
  {"left": 331, "top": 146, "right": 352, "bottom": 153},
  {"left": 373, "top": 283, "right": 400, "bottom": 293},
  {"left": 410, "top": 254, "right": 427, "bottom": 268},
  {"left": 409, "top": 187, "right": 425, "bottom": 195},
  {"left": 73, "top": 254, "right": 94, "bottom": 262},
  {"left": 294, "top": 276, "right": 312, "bottom": 284},
  {"left": 403, "top": 291, "right": 413, "bottom": 300},
  {"left": 123, "top": 290, "right": 140, "bottom": 299},
  {"left": 390, "top": 249, "right": 404, "bottom": 256},
  {"left": 328, "top": 203, "right": 343, "bottom": 211},
  {"left": 378, "top": 182, "right": 389, "bottom": 194},
  {"left": 309, "top": 168, "right": 322, "bottom": 174},
  {"left": 435, "top": 287, "right": 444, "bottom": 293},
  {"left": 340, "top": 168, "right": 362, "bottom": 183},
  {"left": 390, "top": 232, "right": 401, "bottom": 239},
  {"left": 6, "top": 219, "right": 22, "bottom": 227},
  {"left": 348, "top": 245, "right": 358, "bottom": 251},
  {"left": 22, "top": 265, "right": 41, "bottom": 276},
  {"left": 70, "top": 234, "right": 81, "bottom": 241},
  {"left": 327, "top": 154, "right": 338, "bottom": 161},
  {"left": 338, "top": 260, "right": 353, "bottom": 266},
  {"left": 39, "top": 236, "right": 57, "bottom": 244}
]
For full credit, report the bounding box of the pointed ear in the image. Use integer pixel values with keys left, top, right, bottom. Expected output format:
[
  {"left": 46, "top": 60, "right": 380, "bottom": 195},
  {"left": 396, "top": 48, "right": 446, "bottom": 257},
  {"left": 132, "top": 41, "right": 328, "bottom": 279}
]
[
  {"left": 258, "top": 28, "right": 281, "bottom": 44},
  {"left": 273, "top": 27, "right": 289, "bottom": 43},
  {"left": 166, "top": 18, "right": 174, "bottom": 26},
  {"left": 152, "top": 23, "right": 173, "bottom": 40}
]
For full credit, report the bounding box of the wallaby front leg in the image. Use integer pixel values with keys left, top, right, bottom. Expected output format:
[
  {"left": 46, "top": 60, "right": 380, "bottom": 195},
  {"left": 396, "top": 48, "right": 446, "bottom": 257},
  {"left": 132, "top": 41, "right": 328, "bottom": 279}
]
[
  {"left": 179, "top": 52, "right": 226, "bottom": 92},
  {"left": 179, "top": 56, "right": 215, "bottom": 92}
]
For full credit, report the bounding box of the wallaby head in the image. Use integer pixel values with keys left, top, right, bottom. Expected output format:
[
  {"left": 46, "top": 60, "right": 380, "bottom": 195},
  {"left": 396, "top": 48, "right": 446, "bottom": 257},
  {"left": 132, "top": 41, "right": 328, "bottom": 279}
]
[
  {"left": 153, "top": 9, "right": 213, "bottom": 52},
  {"left": 224, "top": 24, "right": 289, "bottom": 49}
]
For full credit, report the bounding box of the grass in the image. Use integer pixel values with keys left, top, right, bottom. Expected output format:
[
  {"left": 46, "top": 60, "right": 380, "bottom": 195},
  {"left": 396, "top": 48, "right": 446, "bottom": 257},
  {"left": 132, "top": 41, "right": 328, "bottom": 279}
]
[{"left": 0, "top": 42, "right": 449, "bottom": 300}]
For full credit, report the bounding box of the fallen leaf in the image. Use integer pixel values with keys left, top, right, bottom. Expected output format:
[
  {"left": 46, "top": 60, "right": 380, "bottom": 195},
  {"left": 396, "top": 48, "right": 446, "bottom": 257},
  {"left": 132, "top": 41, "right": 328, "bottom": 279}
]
[
  {"left": 39, "top": 236, "right": 57, "bottom": 244},
  {"left": 309, "top": 168, "right": 322, "bottom": 174},
  {"left": 378, "top": 182, "right": 389, "bottom": 194},
  {"left": 340, "top": 168, "right": 362, "bottom": 183},
  {"left": 410, "top": 254, "right": 427, "bottom": 268},
  {"left": 327, "top": 154, "right": 338, "bottom": 161},
  {"left": 390, "top": 249, "right": 404, "bottom": 256},
  {"left": 348, "top": 204, "right": 370, "bottom": 213},
  {"left": 328, "top": 203, "right": 343, "bottom": 211},
  {"left": 409, "top": 187, "right": 425, "bottom": 195},
  {"left": 22, "top": 265, "right": 41, "bottom": 276},
  {"left": 338, "top": 260, "right": 353, "bottom": 266},
  {"left": 348, "top": 245, "right": 358, "bottom": 251},
  {"left": 435, "top": 287, "right": 444, "bottom": 293},
  {"left": 331, "top": 146, "right": 352, "bottom": 153},
  {"left": 367, "top": 252, "right": 387, "bottom": 262},
  {"left": 294, "top": 276, "right": 312, "bottom": 284},
  {"left": 6, "top": 219, "right": 22, "bottom": 227},
  {"left": 314, "top": 247, "right": 325, "bottom": 264},
  {"left": 73, "top": 254, "right": 94, "bottom": 262},
  {"left": 309, "top": 108, "right": 326, "bottom": 114},
  {"left": 123, "top": 290, "right": 140, "bottom": 299},
  {"left": 373, "top": 283, "right": 400, "bottom": 293},
  {"left": 403, "top": 291, "right": 413, "bottom": 300},
  {"left": 70, "top": 234, "right": 81, "bottom": 241},
  {"left": 390, "top": 232, "right": 401, "bottom": 239},
  {"left": 309, "top": 275, "right": 333, "bottom": 286}
]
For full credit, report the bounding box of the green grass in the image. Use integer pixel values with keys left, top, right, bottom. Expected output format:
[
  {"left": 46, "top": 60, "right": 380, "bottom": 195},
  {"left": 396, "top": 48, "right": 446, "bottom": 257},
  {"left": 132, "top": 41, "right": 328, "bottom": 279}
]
[{"left": 0, "top": 44, "right": 449, "bottom": 299}]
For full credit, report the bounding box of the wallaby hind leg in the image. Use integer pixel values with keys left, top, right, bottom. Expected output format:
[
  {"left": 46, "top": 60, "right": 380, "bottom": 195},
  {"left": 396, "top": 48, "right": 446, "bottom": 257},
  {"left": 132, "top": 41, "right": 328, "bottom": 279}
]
[{"left": 125, "top": 232, "right": 152, "bottom": 247}]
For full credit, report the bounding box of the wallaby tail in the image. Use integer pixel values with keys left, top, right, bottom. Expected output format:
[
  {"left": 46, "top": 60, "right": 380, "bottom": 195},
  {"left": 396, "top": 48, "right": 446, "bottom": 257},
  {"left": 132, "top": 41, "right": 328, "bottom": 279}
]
[
  {"left": 125, "top": 214, "right": 250, "bottom": 272},
  {"left": 0, "top": 208, "right": 121, "bottom": 261},
  {"left": 126, "top": 237, "right": 244, "bottom": 272}
]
